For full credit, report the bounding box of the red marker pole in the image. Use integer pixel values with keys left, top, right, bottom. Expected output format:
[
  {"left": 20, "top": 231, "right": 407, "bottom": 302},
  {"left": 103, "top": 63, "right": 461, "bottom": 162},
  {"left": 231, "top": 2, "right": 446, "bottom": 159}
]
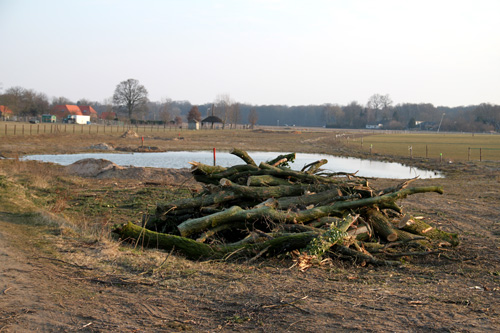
[
  {"left": 213, "top": 148, "right": 216, "bottom": 166},
  {"left": 141, "top": 136, "right": 144, "bottom": 147}
]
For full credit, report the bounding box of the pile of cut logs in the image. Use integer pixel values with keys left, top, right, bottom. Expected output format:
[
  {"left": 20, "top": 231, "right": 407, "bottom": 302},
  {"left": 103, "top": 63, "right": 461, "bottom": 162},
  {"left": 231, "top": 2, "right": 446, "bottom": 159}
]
[{"left": 114, "top": 149, "right": 458, "bottom": 269}]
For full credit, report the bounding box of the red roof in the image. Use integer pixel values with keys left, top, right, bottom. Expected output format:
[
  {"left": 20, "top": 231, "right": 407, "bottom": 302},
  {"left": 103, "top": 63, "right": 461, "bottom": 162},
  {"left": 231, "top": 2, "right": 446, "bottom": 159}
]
[
  {"left": 100, "top": 111, "right": 117, "bottom": 120},
  {"left": 78, "top": 105, "right": 97, "bottom": 116},
  {"left": 0, "top": 105, "right": 13, "bottom": 114},
  {"left": 51, "top": 105, "right": 83, "bottom": 117}
]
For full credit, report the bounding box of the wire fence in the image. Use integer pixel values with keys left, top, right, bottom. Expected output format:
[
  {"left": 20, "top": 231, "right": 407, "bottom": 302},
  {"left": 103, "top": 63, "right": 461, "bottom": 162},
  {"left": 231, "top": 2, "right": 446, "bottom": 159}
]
[
  {"left": 343, "top": 135, "right": 500, "bottom": 162},
  {"left": 0, "top": 122, "right": 188, "bottom": 136}
]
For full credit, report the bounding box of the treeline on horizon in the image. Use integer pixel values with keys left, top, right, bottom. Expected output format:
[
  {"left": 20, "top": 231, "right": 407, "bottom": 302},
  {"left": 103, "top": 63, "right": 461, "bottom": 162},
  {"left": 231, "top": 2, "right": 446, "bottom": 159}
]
[{"left": 0, "top": 86, "right": 499, "bottom": 133}]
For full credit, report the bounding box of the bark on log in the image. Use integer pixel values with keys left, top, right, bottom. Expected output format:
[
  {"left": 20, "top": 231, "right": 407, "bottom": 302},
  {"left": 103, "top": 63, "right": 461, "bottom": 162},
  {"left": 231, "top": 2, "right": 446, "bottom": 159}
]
[
  {"left": 189, "top": 162, "right": 227, "bottom": 175},
  {"left": 266, "top": 153, "right": 296, "bottom": 167},
  {"left": 230, "top": 148, "right": 257, "bottom": 166},
  {"left": 259, "top": 162, "right": 345, "bottom": 184},
  {"left": 114, "top": 222, "right": 318, "bottom": 260},
  {"left": 247, "top": 175, "right": 291, "bottom": 186},
  {"left": 220, "top": 178, "right": 314, "bottom": 201},
  {"left": 177, "top": 186, "right": 443, "bottom": 238},
  {"left": 301, "top": 159, "right": 328, "bottom": 174},
  {"left": 276, "top": 190, "right": 361, "bottom": 210},
  {"left": 400, "top": 217, "right": 459, "bottom": 246},
  {"left": 117, "top": 222, "right": 219, "bottom": 259},
  {"left": 366, "top": 209, "right": 399, "bottom": 242},
  {"left": 155, "top": 190, "right": 239, "bottom": 215}
]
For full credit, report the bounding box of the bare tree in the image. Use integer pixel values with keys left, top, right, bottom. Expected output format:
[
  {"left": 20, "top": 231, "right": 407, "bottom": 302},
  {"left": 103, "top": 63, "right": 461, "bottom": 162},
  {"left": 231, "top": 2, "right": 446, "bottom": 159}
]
[
  {"left": 248, "top": 108, "right": 258, "bottom": 128},
  {"left": 174, "top": 115, "right": 183, "bottom": 127},
  {"left": 76, "top": 98, "right": 95, "bottom": 106},
  {"left": 367, "top": 94, "right": 393, "bottom": 123},
  {"left": 2, "top": 86, "right": 25, "bottom": 115},
  {"left": 228, "top": 103, "right": 241, "bottom": 128},
  {"left": 214, "top": 94, "right": 231, "bottom": 129},
  {"left": 323, "top": 104, "right": 344, "bottom": 127},
  {"left": 342, "top": 101, "right": 364, "bottom": 128},
  {"left": 159, "top": 98, "right": 172, "bottom": 124},
  {"left": 112, "top": 78, "right": 149, "bottom": 120},
  {"left": 51, "top": 96, "right": 73, "bottom": 106},
  {"left": 1, "top": 87, "right": 48, "bottom": 117}
]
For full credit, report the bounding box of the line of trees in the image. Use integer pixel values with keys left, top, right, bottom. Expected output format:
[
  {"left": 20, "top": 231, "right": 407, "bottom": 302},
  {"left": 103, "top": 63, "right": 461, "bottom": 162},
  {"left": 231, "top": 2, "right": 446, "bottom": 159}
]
[{"left": 1, "top": 81, "right": 498, "bottom": 133}]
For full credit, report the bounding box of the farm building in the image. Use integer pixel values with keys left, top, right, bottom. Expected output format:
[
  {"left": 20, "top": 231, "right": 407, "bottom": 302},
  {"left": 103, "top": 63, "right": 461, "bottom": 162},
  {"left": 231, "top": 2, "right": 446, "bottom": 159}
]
[
  {"left": 100, "top": 111, "right": 117, "bottom": 120},
  {"left": 201, "top": 116, "right": 223, "bottom": 129},
  {"left": 0, "top": 106, "right": 13, "bottom": 120},
  {"left": 366, "top": 124, "right": 383, "bottom": 129},
  {"left": 42, "top": 114, "right": 56, "bottom": 123},
  {"left": 51, "top": 105, "right": 98, "bottom": 119},
  {"left": 188, "top": 119, "right": 200, "bottom": 130}
]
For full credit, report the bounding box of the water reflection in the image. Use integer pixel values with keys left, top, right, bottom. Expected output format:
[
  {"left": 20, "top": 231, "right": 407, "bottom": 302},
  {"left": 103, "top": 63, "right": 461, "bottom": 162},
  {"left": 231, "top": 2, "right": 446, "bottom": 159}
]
[{"left": 22, "top": 151, "right": 443, "bottom": 179}]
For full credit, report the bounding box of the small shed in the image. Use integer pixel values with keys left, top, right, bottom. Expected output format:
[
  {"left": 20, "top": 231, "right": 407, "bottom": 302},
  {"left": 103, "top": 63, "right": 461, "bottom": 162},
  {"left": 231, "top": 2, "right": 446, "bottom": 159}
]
[
  {"left": 188, "top": 119, "right": 200, "bottom": 130},
  {"left": 42, "top": 114, "right": 56, "bottom": 123},
  {"left": 201, "top": 116, "right": 223, "bottom": 129}
]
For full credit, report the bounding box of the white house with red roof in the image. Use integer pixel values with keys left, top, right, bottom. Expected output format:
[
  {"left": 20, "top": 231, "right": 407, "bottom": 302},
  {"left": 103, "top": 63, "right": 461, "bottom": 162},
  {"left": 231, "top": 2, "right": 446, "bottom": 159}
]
[{"left": 51, "top": 105, "right": 97, "bottom": 119}]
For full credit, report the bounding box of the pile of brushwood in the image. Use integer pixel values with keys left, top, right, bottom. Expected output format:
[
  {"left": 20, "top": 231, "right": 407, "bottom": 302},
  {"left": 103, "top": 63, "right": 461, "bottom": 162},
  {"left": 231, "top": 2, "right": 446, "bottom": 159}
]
[{"left": 114, "top": 149, "right": 458, "bottom": 270}]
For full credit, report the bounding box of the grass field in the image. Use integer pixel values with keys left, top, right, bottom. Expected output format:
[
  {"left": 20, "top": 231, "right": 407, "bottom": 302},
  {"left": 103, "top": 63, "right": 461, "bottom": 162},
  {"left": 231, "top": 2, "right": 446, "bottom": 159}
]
[{"left": 345, "top": 132, "right": 500, "bottom": 162}]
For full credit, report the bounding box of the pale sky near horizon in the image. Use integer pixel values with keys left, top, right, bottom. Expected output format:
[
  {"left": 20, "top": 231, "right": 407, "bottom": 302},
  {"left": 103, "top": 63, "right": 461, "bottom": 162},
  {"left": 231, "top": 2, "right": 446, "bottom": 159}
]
[{"left": 1, "top": 0, "right": 499, "bottom": 107}]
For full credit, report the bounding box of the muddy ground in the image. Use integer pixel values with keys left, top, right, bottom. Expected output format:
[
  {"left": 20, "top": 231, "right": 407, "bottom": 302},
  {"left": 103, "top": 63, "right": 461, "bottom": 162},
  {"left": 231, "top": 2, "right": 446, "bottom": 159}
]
[{"left": 0, "top": 130, "right": 499, "bottom": 332}]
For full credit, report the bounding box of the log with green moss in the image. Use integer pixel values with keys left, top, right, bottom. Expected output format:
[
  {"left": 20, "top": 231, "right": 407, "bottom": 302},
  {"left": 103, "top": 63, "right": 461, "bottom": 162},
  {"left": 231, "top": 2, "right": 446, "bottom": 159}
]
[{"left": 114, "top": 221, "right": 317, "bottom": 260}]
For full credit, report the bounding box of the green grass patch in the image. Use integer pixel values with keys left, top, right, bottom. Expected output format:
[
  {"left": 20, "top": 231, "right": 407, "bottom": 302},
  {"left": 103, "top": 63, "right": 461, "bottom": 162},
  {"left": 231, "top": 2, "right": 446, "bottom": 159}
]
[{"left": 358, "top": 132, "right": 500, "bottom": 161}]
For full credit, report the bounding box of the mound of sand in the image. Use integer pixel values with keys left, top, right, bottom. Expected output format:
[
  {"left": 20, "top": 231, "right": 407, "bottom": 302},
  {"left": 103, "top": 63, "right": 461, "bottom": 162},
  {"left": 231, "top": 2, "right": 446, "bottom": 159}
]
[
  {"left": 65, "top": 158, "right": 197, "bottom": 185},
  {"left": 121, "top": 130, "right": 139, "bottom": 138},
  {"left": 65, "top": 158, "right": 123, "bottom": 177},
  {"left": 88, "top": 143, "right": 115, "bottom": 150}
]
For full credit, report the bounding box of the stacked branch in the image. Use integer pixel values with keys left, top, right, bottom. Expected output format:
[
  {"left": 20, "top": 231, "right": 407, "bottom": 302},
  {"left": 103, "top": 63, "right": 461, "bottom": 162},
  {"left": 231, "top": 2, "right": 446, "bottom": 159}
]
[{"left": 113, "top": 149, "right": 458, "bottom": 268}]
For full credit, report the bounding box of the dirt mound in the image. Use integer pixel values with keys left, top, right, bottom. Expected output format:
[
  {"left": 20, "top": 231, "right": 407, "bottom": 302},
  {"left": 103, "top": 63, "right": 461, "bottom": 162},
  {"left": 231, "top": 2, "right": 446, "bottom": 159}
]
[
  {"left": 88, "top": 143, "right": 115, "bottom": 150},
  {"left": 65, "top": 158, "right": 124, "bottom": 177},
  {"left": 65, "top": 158, "right": 196, "bottom": 185},
  {"left": 115, "top": 146, "right": 166, "bottom": 152},
  {"left": 121, "top": 130, "right": 139, "bottom": 138}
]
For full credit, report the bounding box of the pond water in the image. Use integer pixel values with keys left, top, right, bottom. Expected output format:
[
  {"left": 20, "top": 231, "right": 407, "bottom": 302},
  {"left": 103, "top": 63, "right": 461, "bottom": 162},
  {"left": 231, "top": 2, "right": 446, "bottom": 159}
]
[{"left": 22, "top": 151, "right": 443, "bottom": 179}]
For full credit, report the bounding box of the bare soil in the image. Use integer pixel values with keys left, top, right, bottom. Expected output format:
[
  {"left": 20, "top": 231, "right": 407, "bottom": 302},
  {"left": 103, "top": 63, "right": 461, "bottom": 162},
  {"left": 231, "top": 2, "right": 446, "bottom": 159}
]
[{"left": 0, "top": 130, "right": 499, "bottom": 332}]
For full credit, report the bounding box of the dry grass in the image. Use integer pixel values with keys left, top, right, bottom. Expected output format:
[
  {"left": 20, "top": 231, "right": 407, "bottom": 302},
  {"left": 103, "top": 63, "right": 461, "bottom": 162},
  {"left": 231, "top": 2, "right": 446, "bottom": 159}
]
[{"left": 358, "top": 132, "right": 500, "bottom": 161}]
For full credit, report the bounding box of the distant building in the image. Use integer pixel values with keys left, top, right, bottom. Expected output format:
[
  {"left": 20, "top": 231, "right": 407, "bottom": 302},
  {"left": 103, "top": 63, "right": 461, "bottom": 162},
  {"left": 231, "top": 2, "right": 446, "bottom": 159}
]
[
  {"left": 366, "top": 124, "right": 383, "bottom": 129},
  {"left": 100, "top": 111, "right": 117, "bottom": 120},
  {"left": 188, "top": 119, "right": 200, "bottom": 130},
  {"left": 0, "top": 105, "right": 13, "bottom": 120},
  {"left": 419, "top": 121, "right": 438, "bottom": 131},
  {"left": 51, "top": 105, "right": 97, "bottom": 119},
  {"left": 78, "top": 105, "right": 98, "bottom": 117},
  {"left": 42, "top": 114, "right": 56, "bottom": 123}
]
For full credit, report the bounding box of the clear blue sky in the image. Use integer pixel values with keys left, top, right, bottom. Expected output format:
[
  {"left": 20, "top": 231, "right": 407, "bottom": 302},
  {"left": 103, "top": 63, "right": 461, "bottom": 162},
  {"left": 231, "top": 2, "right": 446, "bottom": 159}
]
[{"left": 1, "top": 0, "right": 499, "bottom": 107}]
